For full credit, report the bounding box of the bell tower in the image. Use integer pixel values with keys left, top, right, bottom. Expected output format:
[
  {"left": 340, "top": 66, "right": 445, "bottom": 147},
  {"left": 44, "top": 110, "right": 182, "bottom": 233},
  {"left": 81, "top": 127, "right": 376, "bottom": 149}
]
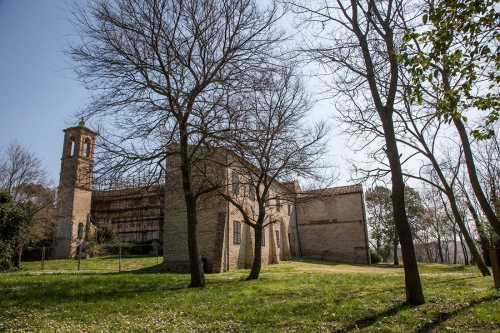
[{"left": 53, "top": 119, "right": 98, "bottom": 258}]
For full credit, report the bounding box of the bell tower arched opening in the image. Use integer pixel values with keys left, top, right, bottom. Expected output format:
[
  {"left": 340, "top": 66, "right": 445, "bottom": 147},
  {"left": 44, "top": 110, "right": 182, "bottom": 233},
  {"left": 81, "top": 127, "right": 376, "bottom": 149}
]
[
  {"left": 83, "top": 138, "right": 91, "bottom": 157},
  {"left": 71, "top": 137, "right": 76, "bottom": 156}
]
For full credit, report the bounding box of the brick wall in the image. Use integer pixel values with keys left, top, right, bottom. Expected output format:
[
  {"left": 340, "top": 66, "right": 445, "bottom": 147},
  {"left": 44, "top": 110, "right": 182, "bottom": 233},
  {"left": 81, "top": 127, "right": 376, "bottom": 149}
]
[{"left": 296, "top": 189, "right": 370, "bottom": 264}]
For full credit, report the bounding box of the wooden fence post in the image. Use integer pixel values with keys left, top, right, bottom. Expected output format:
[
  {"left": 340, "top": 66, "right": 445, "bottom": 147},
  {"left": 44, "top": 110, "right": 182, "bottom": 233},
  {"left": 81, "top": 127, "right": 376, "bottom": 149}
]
[
  {"left": 41, "top": 246, "right": 45, "bottom": 270},
  {"left": 77, "top": 245, "right": 82, "bottom": 271},
  {"left": 119, "top": 243, "right": 122, "bottom": 273}
]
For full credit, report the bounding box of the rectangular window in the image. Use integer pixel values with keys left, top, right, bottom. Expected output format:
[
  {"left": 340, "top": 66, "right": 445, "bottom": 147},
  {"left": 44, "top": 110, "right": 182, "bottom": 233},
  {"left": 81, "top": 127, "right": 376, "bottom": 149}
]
[
  {"left": 275, "top": 230, "right": 280, "bottom": 248},
  {"left": 276, "top": 196, "right": 281, "bottom": 212},
  {"left": 249, "top": 186, "right": 255, "bottom": 201},
  {"left": 232, "top": 170, "right": 239, "bottom": 195},
  {"left": 233, "top": 221, "right": 241, "bottom": 244},
  {"left": 265, "top": 192, "right": 269, "bottom": 207},
  {"left": 287, "top": 204, "right": 291, "bottom": 216},
  {"left": 261, "top": 227, "right": 265, "bottom": 246}
]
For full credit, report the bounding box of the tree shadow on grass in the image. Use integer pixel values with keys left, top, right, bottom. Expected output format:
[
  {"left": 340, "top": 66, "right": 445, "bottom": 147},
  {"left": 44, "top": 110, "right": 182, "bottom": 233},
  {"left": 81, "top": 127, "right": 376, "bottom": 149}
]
[
  {"left": 414, "top": 294, "right": 500, "bottom": 333},
  {"left": 372, "top": 263, "right": 404, "bottom": 269},
  {"left": 127, "top": 264, "right": 164, "bottom": 273},
  {"left": 423, "top": 275, "right": 480, "bottom": 286},
  {"left": 295, "top": 258, "right": 399, "bottom": 269},
  {"left": 334, "top": 293, "right": 500, "bottom": 333},
  {"left": 333, "top": 302, "right": 410, "bottom": 332}
]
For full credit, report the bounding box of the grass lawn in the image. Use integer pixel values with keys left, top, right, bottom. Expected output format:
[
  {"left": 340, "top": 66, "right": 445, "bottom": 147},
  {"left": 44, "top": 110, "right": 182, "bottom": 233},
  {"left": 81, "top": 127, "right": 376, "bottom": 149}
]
[{"left": 1, "top": 257, "right": 499, "bottom": 332}]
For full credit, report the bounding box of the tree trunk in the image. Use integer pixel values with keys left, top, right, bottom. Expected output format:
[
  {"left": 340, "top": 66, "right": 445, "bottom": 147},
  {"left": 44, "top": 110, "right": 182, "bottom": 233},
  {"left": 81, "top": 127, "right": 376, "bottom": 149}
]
[
  {"left": 393, "top": 232, "right": 399, "bottom": 265},
  {"left": 384, "top": 120, "right": 425, "bottom": 304},
  {"left": 185, "top": 192, "right": 205, "bottom": 288},
  {"left": 415, "top": 130, "right": 490, "bottom": 275},
  {"left": 437, "top": 234, "right": 445, "bottom": 264},
  {"left": 180, "top": 124, "right": 206, "bottom": 288},
  {"left": 466, "top": 200, "right": 491, "bottom": 266},
  {"left": 459, "top": 232, "right": 470, "bottom": 265},
  {"left": 453, "top": 114, "right": 500, "bottom": 238},
  {"left": 247, "top": 225, "right": 263, "bottom": 280},
  {"left": 12, "top": 242, "right": 22, "bottom": 269},
  {"left": 445, "top": 190, "right": 489, "bottom": 274},
  {"left": 453, "top": 226, "right": 458, "bottom": 264},
  {"left": 351, "top": 2, "right": 424, "bottom": 304},
  {"left": 382, "top": 247, "right": 388, "bottom": 263},
  {"left": 425, "top": 246, "right": 432, "bottom": 263}
]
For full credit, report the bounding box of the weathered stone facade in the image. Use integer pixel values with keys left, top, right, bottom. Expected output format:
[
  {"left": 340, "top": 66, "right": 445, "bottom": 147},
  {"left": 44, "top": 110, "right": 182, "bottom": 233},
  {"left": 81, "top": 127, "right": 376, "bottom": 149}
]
[
  {"left": 53, "top": 120, "right": 97, "bottom": 258},
  {"left": 295, "top": 185, "right": 370, "bottom": 264},
  {"left": 53, "top": 123, "right": 370, "bottom": 268},
  {"left": 161, "top": 150, "right": 297, "bottom": 273}
]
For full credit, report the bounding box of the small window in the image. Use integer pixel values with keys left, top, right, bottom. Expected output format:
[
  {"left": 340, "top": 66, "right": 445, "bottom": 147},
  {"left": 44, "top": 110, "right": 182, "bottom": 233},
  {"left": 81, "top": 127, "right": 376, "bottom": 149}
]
[
  {"left": 265, "top": 192, "right": 269, "bottom": 207},
  {"left": 233, "top": 221, "right": 241, "bottom": 244},
  {"left": 275, "top": 230, "right": 280, "bottom": 248},
  {"left": 287, "top": 204, "right": 291, "bottom": 216},
  {"left": 261, "top": 227, "right": 265, "bottom": 246},
  {"left": 232, "top": 170, "right": 239, "bottom": 195},
  {"left": 77, "top": 222, "right": 84, "bottom": 240},
  {"left": 276, "top": 196, "right": 281, "bottom": 212},
  {"left": 249, "top": 186, "right": 255, "bottom": 201}
]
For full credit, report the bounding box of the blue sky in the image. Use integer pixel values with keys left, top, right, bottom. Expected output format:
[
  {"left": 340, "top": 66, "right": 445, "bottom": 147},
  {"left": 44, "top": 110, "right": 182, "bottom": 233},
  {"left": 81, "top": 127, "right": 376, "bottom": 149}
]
[
  {"left": 0, "top": 0, "right": 354, "bottom": 188},
  {"left": 0, "top": 0, "right": 88, "bottom": 185}
]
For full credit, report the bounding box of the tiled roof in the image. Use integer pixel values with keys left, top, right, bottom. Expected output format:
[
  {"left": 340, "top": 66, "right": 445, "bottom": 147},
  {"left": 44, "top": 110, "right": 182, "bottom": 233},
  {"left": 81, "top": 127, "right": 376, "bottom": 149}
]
[{"left": 305, "top": 184, "right": 363, "bottom": 195}]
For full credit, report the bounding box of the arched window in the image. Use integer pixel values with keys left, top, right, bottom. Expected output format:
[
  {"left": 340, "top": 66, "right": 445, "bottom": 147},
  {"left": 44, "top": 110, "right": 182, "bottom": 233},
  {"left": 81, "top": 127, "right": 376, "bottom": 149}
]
[
  {"left": 83, "top": 138, "right": 91, "bottom": 157},
  {"left": 70, "top": 137, "right": 76, "bottom": 156}
]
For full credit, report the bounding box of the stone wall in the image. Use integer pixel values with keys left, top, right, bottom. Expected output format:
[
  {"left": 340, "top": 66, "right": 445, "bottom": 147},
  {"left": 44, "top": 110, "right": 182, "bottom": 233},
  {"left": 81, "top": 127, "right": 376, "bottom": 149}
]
[
  {"left": 162, "top": 150, "right": 295, "bottom": 273},
  {"left": 296, "top": 186, "right": 370, "bottom": 264},
  {"left": 224, "top": 181, "right": 293, "bottom": 271},
  {"left": 162, "top": 188, "right": 227, "bottom": 273}
]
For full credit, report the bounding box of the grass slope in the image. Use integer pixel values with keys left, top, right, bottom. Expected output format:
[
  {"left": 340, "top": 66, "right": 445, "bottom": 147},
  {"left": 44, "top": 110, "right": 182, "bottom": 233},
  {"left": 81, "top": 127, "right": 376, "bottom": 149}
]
[{"left": 0, "top": 257, "right": 499, "bottom": 332}]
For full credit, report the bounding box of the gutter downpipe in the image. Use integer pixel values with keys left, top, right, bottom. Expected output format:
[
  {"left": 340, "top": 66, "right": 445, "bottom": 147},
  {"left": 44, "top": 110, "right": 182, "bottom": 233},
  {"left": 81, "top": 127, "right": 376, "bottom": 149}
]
[
  {"left": 360, "top": 186, "right": 371, "bottom": 264},
  {"left": 226, "top": 153, "right": 230, "bottom": 272},
  {"left": 295, "top": 194, "right": 303, "bottom": 258}
]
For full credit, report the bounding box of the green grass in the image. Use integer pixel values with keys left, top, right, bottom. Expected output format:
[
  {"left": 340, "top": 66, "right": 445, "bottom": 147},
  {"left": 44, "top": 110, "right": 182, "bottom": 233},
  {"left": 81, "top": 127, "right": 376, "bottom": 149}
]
[{"left": 1, "top": 258, "right": 499, "bottom": 332}]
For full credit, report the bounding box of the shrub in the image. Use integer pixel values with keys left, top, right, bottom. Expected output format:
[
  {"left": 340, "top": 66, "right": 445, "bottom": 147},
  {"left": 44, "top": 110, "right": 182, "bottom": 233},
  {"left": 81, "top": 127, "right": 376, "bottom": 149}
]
[{"left": 370, "top": 251, "right": 381, "bottom": 264}]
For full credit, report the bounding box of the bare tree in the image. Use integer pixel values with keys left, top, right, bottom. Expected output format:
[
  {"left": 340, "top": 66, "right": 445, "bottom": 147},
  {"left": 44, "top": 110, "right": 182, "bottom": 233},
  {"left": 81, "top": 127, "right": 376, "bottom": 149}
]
[
  {"left": 0, "top": 141, "right": 50, "bottom": 202},
  {"left": 418, "top": 185, "right": 455, "bottom": 263},
  {"left": 365, "top": 185, "right": 425, "bottom": 265},
  {"left": 0, "top": 142, "right": 55, "bottom": 268},
  {"left": 400, "top": 0, "right": 500, "bottom": 239},
  {"left": 365, "top": 186, "right": 394, "bottom": 263},
  {"left": 376, "top": 84, "right": 492, "bottom": 275},
  {"left": 290, "top": 0, "right": 425, "bottom": 304},
  {"left": 200, "top": 67, "right": 329, "bottom": 280},
  {"left": 474, "top": 126, "right": 500, "bottom": 219},
  {"left": 400, "top": 120, "right": 491, "bottom": 274},
  {"left": 459, "top": 129, "right": 500, "bottom": 265},
  {"left": 342, "top": 45, "right": 492, "bottom": 275},
  {"left": 65, "top": 0, "right": 284, "bottom": 287}
]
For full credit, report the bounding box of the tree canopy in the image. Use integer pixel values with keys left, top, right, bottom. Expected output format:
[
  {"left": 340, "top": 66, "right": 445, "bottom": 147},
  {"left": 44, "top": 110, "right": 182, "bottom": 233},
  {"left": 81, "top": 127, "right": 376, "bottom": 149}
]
[{"left": 400, "top": 0, "right": 500, "bottom": 139}]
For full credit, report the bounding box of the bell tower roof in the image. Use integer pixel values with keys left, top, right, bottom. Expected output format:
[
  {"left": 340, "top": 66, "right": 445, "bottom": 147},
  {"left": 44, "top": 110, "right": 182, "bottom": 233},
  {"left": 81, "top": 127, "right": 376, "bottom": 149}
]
[{"left": 63, "top": 119, "right": 98, "bottom": 137}]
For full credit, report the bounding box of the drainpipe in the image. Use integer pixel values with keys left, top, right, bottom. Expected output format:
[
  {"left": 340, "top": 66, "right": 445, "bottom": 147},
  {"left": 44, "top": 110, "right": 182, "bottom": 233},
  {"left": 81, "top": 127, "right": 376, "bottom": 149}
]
[
  {"left": 226, "top": 154, "right": 230, "bottom": 272},
  {"left": 360, "top": 188, "right": 370, "bottom": 264},
  {"left": 295, "top": 196, "right": 303, "bottom": 258}
]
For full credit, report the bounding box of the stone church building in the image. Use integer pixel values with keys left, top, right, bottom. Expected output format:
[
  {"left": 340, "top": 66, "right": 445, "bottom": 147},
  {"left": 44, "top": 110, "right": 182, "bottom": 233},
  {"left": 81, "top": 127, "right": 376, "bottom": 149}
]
[{"left": 53, "top": 121, "right": 371, "bottom": 271}]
